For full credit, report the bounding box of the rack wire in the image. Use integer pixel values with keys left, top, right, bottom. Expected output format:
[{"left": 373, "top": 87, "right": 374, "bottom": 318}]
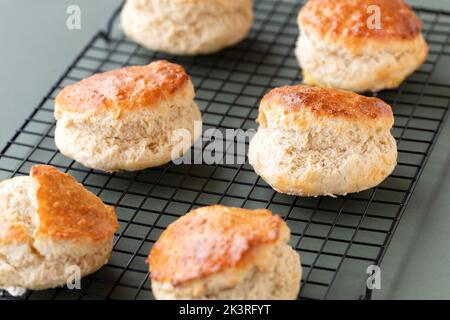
[{"left": 1, "top": 0, "right": 450, "bottom": 300}]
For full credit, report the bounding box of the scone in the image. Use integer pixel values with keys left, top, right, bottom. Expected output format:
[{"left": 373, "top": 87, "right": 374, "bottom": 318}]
[
  {"left": 248, "top": 85, "right": 398, "bottom": 197},
  {"left": 296, "top": 0, "right": 429, "bottom": 92},
  {"left": 55, "top": 60, "right": 202, "bottom": 172},
  {"left": 148, "top": 205, "right": 302, "bottom": 300},
  {"left": 121, "top": 0, "right": 253, "bottom": 55},
  {"left": 0, "top": 165, "right": 118, "bottom": 296}
]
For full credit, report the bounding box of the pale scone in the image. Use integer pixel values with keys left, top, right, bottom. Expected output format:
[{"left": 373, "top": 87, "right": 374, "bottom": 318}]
[
  {"left": 121, "top": 0, "right": 253, "bottom": 55},
  {"left": 0, "top": 165, "right": 118, "bottom": 296},
  {"left": 248, "top": 85, "right": 398, "bottom": 197},
  {"left": 54, "top": 60, "right": 202, "bottom": 172},
  {"left": 296, "top": 0, "right": 429, "bottom": 92},
  {"left": 148, "top": 205, "right": 302, "bottom": 300}
]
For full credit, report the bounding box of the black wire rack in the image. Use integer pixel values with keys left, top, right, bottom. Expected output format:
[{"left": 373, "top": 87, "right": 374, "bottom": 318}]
[{"left": 1, "top": 0, "right": 450, "bottom": 300}]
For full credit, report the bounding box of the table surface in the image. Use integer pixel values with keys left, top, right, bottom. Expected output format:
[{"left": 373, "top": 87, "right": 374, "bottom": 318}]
[{"left": 0, "top": 0, "right": 449, "bottom": 300}]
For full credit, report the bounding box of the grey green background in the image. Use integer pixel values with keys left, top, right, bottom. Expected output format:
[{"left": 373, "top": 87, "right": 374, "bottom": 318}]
[{"left": 0, "top": 0, "right": 449, "bottom": 299}]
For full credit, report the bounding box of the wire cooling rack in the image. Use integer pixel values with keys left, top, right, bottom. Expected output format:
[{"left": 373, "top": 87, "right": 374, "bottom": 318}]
[{"left": 1, "top": 0, "right": 450, "bottom": 300}]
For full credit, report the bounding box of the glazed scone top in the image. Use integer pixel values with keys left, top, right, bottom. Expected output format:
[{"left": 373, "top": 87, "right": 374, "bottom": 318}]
[
  {"left": 0, "top": 165, "right": 118, "bottom": 245},
  {"left": 148, "top": 205, "right": 289, "bottom": 286},
  {"left": 258, "top": 85, "right": 394, "bottom": 129},
  {"left": 128, "top": 0, "right": 250, "bottom": 7},
  {"left": 55, "top": 60, "right": 192, "bottom": 117},
  {"left": 299, "top": 0, "right": 422, "bottom": 40},
  {"left": 32, "top": 165, "right": 118, "bottom": 241}
]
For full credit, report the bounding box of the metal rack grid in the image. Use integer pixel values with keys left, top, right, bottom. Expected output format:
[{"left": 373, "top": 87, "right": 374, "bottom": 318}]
[{"left": 1, "top": 0, "right": 450, "bottom": 300}]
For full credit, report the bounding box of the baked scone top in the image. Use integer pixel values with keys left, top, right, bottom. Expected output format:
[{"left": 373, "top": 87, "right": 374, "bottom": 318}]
[
  {"left": 148, "top": 205, "right": 288, "bottom": 285},
  {"left": 32, "top": 165, "right": 118, "bottom": 241},
  {"left": 55, "top": 60, "right": 191, "bottom": 117},
  {"left": 299, "top": 0, "right": 422, "bottom": 40},
  {"left": 258, "top": 85, "right": 393, "bottom": 128},
  {"left": 0, "top": 165, "right": 118, "bottom": 245},
  {"left": 127, "top": 0, "right": 250, "bottom": 7},
  {"left": 0, "top": 209, "right": 29, "bottom": 244}
]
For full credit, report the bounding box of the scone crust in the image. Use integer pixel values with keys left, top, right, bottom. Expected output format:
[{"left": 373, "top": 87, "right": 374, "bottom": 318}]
[
  {"left": 30, "top": 165, "right": 118, "bottom": 242},
  {"left": 55, "top": 60, "right": 190, "bottom": 116},
  {"left": 54, "top": 61, "right": 201, "bottom": 172},
  {"left": 297, "top": 0, "right": 428, "bottom": 92},
  {"left": 260, "top": 85, "right": 392, "bottom": 120},
  {"left": 121, "top": 0, "right": 253, "bottom": 55},
  {"left": 249, "top": 85, "right": 397, "bottom": 197},
  {"left": 0, "top": 165, "right": 119, "bottom": 292},
  {"left": 161, "top": 0, "right": 248, "bottom": 5},
  {"left": 249, "top": 128, "right": 397, "bottom": 197},
  {"left": 259, "top": 85, "right": 394, "bottom": 129},
  {"left": 148, "top": 205, "right": 287, "bottom": 286},
  {"left": 0, "top": 209, "right": 30, "bottom": 244},
  {"left": 299, "top": 0, "right": 422, "bottom": 41},
  {"left": 0, "top": 166, "right": 118, "bottom": 246}
]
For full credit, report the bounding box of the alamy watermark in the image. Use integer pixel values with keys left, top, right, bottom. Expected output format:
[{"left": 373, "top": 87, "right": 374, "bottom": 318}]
[
  {"left": 367, "top": 5, "right": 382, "bottom": 30},
  {"left": 2, "top": 265, "right": 81, "bottom": 297},
  {"left": 66, "top": 5, "right": 81, "bottom": 30},
  {"left": 65, "top": 265, "right": 81, "bottom": 290},
  {"left": 171, "top": 121, "right": 255, "bottom": 165},
  {"left": 367, "top": 265, "right": 381, "bottom": 290}
]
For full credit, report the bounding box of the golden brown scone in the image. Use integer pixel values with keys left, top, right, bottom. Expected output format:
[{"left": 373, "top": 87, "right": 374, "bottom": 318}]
[
  {"left": 56, "top": 60, "right": 191, "bottom": 116},
  {"left": 54, "top": 60, "right": 202, "bottom": 172},
  {"left": 296, "top": 0, "right": 429, "bottom": 92},
  {"left": 121, "top": 0, "right": 253, "bottom": 55},
  {"left": 148, "top": 205, "right": 302, "bottom": 300},
  {"left": 0, "top": 165, "right": 119, "bottom": 296},
  {"left": 248, "top": 85, "right": 398, "bottom": 197}
]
